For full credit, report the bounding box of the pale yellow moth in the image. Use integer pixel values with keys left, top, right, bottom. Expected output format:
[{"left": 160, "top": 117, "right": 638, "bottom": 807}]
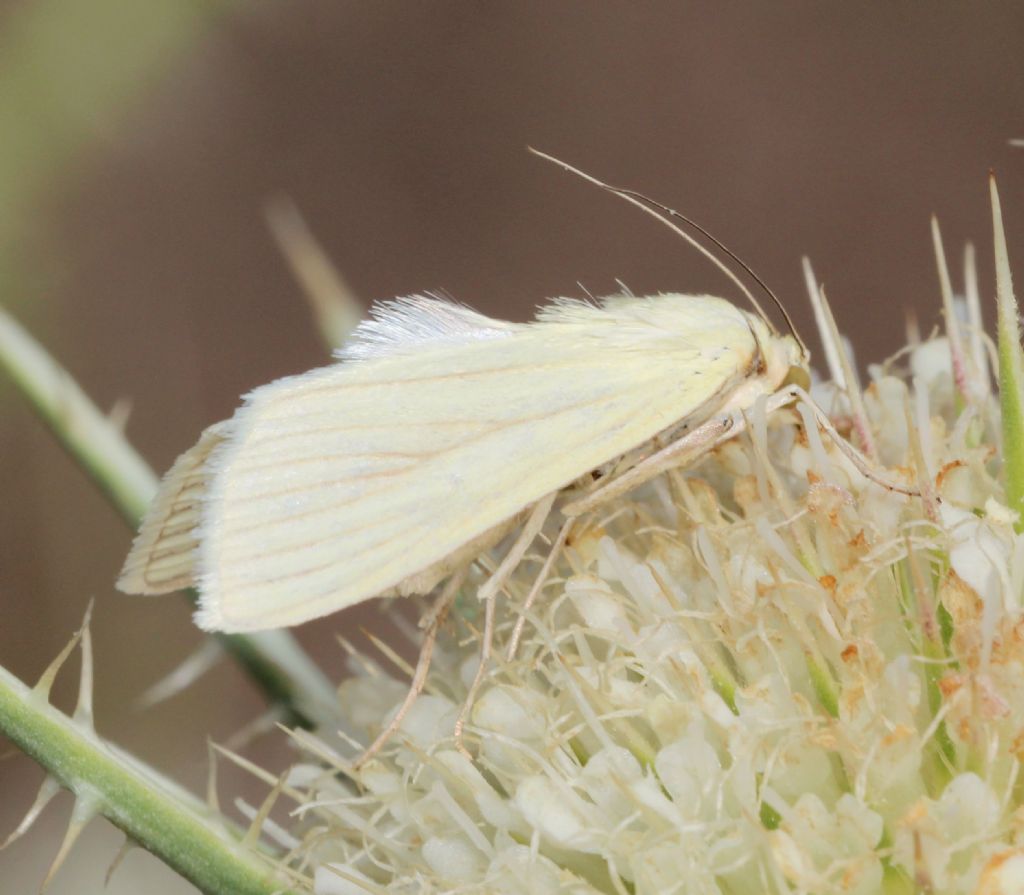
[
  {"left": 118, "top": 291, "right": 808, "bottom": 632},
  {"left": 118, "top": 153, "right": 829, "bottom": 636}
]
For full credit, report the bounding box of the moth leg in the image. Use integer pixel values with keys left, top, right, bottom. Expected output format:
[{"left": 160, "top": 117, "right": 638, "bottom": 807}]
[
  {"left": 352, "top": 568, "right": 465, "bottom": 770},
  {"left": 453, "top": 491, "right": 556, "bottom": 759},
  {"left": 562, "top": 414, "right": 736, "bottom": 518},
  {"left": 565, "top": 385, "right": 919, "bottom": 521},
  {"left": 782, "top": 385, "right": 921, "bottom": 497},
  {"left": 505, "top": 517, "right": 573, "bottom": 662}
]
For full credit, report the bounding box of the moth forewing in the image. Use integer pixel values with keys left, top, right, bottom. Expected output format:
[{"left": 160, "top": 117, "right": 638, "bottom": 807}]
[
  {"left": 117, "top": 420, "right": 230, "bottom": 594},
  {"left": 119, "top": 293, "right": 806, "bottom": 632},
  {"left": 562, "top": 315, "right": 806, "bottom": 517}
]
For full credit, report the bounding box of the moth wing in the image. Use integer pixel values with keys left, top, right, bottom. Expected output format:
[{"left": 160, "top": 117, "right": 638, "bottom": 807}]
[
  {"left": 197, "top": 295, "right": 757, "bottom": 631},
  {"left": 123, "top": 294, "right": 758, "bottom": 632},
  {"left": 118, "top": 296, "right": 507, "bottom": 598},
  {"left": 118, "top": 421, "right": 230, "bottom": 593}
]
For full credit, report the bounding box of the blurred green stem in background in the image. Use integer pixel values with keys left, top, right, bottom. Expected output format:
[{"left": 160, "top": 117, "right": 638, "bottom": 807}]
[
  {"left": 0, "top": 0, "right": 236, "bottom": 255},
  {"left": 0, "top": 0, "right": 341, "bottom": 730},
  {"left": 0, "top": 306, "right": 339, "bottom": 731}
]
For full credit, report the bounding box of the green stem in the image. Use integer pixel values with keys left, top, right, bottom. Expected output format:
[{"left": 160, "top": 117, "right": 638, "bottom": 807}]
[
  {"left": 0, "top": 306, "right": 337, "bottom": 729},
  {"left": 0, "top": 664, "right": 300, "bottom": 895}
]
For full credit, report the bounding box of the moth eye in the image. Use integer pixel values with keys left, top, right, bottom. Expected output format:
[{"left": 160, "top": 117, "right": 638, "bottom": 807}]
[{"left": 783, "top": 364, "right": 811, "bottom": 390}]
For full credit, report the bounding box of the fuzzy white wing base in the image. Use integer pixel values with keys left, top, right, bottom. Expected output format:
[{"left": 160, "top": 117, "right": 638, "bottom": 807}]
[{"left": 337, "top": 294, "right": 518, "bottom": 361}]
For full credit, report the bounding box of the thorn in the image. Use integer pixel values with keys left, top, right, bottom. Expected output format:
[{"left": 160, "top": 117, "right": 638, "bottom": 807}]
[
  {"left": 233, "top": 796, "right": 300, "bottom": 851},
  {"left": 220, "top": 705, "right": 288, "bottom": 753},
  {"left": 905, "top": 308, "right": 921, "bottom": 346},
  {"left": 241, "top": 778, "right": 284, "bottom": 850},
  {"left": 210, "top": 742, "right": 299, "bottom": 793},
  {"left": 105, "top": 397, "right": 133, "bottom": 434},
  {"left": 1, "top": 776, "right": 60, "bottom": 849},
  {"left": 264, "top": 195, "right": 364, "bottom": 350},
  {"left": 802, "top": 256, "right": 847, "bottom": 390},
  {"left": 34, "top": 602, "right": 93, "bottom": 703},
  {"left": 931, "top": 216, "right": 975, "bottom": 401},
  {"left": 335, "top": 635, "right": 381, "bottom": 679},
  {"left": 104, "top": 834, "right": 136, "bottom": 887},
  {"left": 276, "top": 725, "right": 347, "bottom": 775},
  {"left": 963, "top": 241, "right": 992, "bottom": 398},
  {"left": 208, "top": 741, "right": 307, "bottom": 804},
  {"left": 40, "top": 793, "right": 101, "bottom": 893},
  {"left": 136, "top": 639, "right": 224, "bottom": 709},
  {"left": 73, "top": 602, "right": 95, "bottom": 730},
  {"left": 362, "top": 632, "right": 415, "bottom": 678},
  {"left": 205, "top": 739, "right": 221, "bottom": 816},
  {"left": 990, "top": 171, "right": 1024, "bottom": 533},
  {"left": 335, "top": 635, "right": 357, "bottom": 657},
  {"left": 815, "top": 286, "right": 878, "bottom": 462}
]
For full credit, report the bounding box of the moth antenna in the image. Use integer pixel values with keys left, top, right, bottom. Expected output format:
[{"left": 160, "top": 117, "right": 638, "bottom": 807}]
[
  {"left": 529, "top": 147, "right": 808, "bottom": 355},
  {"left": 620, "top": 190, "right": 806, "bottom": 354}
]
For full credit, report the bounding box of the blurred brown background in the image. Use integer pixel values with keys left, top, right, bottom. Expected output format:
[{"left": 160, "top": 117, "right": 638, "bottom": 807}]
[{"left": 1, "top": 3, "right": 1023, "bottom": 891}]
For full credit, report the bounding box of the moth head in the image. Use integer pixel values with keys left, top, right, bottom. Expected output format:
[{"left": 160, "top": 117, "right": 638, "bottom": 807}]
[
  {"left": 778, "top": 333, "right": 811, "bottom": 390},
  {"left": 747, "top": 314, "right": 811, "bottom": 392}
]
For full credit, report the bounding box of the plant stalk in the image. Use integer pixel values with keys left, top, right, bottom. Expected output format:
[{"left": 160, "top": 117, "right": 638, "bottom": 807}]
[
  {"left": 0, "top": 307, "right": 337, "bottom": 729},
  {"left": 0, "top": 663, "right": 300, "bottom": 895}
]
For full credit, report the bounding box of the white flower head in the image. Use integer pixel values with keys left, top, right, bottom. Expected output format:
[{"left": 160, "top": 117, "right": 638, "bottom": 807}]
[{"left": 279, "top": 280, "right": 1024, "bottom": 893}]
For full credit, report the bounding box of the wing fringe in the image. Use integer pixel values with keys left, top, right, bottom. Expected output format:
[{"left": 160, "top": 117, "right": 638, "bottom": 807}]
[
  {"left": 337, "top": 294, "right": 517, "bottom": 361},
  {"left": 117, "top": 421, "right": 230, "bottom": 594}
]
